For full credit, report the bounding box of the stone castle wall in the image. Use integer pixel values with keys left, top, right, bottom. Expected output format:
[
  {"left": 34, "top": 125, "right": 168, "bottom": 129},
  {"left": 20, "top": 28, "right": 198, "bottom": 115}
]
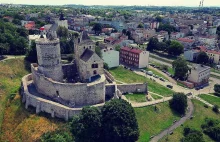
[
  {"left": 21, "top": 74, "right": 104, "bottom": 121},
  {"left": 31, "top": 64, "right": 105, "bottom": 107},
  {"left": 117, "top": 83, "right": 147, "bottom": 94}
]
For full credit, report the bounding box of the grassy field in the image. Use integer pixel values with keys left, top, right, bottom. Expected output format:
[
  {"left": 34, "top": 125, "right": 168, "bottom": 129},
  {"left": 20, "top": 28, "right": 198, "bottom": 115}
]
[
  {"left": 160, "top": 99, "right": 220, "bottom": 142},
  {"left": 211, "top": 68, "right": 220, "bottom": 74},
  {"left": 0, "top": 58, "right": 29, "bottom": 131},
  {"left": 135, "top": 102, "right": 180, "bottom": 142},
  {"left": 109, "top": 67, "right": 174, "bottom": 96},
  {"left": 210, "top": 74, "right": 220, "bottom": 80},
  {"left": 151, "top": 94, "right": 163, "bottom": 100},
  {"left": 0, "top": 58, "right": 69, "bottom": 141},
  {"left": 125, "top": 93, "right": 147, "bottom": 103},
  {"left": 199, "top": 94, "right": 220, "bottom": 106}
]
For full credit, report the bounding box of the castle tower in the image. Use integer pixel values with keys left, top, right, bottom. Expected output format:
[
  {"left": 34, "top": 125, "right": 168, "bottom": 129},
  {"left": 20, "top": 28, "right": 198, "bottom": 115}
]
[{"left": 35, "top": 35, "right": 63, "bottom": 82}]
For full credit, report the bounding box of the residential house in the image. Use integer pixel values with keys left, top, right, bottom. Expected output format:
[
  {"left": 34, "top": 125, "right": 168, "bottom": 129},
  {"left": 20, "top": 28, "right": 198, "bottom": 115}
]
[
  {"left": 198, "top": 46, "right": 220, "bottom": 64},
  {"left": 24, "top": 21, "right": 35, "bottom": 30},
  {"left": 171, "top": 32, "right": 185, "bottom": 40},
  {"left": 198, "top": 36, "right": 216, "bottom": 47},
  {"left": 184, "top": 50, "right": 199, "bottom": 61},
  {"left": 120, "top": 47, "right": 149, "bottom": 68},
  {"left": 188, "top": 64, "right": 211, "bottom": 87},
  {"left": 101, "top": 45, "right": 119, "bottom": 68},
  {"left": 177, "top": 38, "right": 195, "bottom": 49}
]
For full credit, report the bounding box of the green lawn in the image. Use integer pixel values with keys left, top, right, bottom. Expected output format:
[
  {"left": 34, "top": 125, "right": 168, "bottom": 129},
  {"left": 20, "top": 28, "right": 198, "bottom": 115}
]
[
  {"left": 160, "top": 99, "right": 220, "bottom": 142},
  {"left": 109, "top": 67, "right": 174, "bottom": 96},
  {"left": 210, "top": 74, "right": 220, "bottom": 80},
  {"left": 135, "top": 102, "right": 180, "bottom": 142},
  {"left": 199, "top": 94, "right": 220, "bottom": 106},
  {"left": 125, "top": 93, "right": 147, "bottom": 103},
  {"left": 168, "top": 67, "right": 174, "bottom": 76},
  {"left": 151, "top": 94, "right": 163, "bottom": 100},
  {"left": 211, "top": 68, "right": 220, "bottom": 74}
]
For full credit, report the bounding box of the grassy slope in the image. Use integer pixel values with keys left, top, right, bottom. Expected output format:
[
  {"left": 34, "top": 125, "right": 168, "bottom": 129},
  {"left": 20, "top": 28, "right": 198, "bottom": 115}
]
[
  {"left": 0, "top": 58, "right": 69, "bottom": 141},
  {"left": 160, "top": 99, "right": 220, "bottom": 142},
  {"left": 125, "top": 93, "right": 147, "bottom": 103},
  {"left": 0, "top": 58, "right": 29, "bottom": 131},
  {"left": 199, "top": 94, "right": 220, "bottom": 106},
  {"left": 109, "top": 67, "right": 174, "bottom": 96},
  {"left": 151, "top": 94, "right": 163, "bottom": 100},
  {"left": 135, "top": 102, "right": 180, "bottom": 142}
]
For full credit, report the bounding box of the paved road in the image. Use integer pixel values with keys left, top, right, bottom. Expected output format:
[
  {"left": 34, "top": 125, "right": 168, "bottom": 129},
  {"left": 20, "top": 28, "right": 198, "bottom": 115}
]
[
  {"left": 150, "top": 99, "right": 194, "bottom": 142},
  {"left": 149, "top": 53, "right": 220, "bottom": 77},
  {"left": 0, "top": 55, "right": 25, "bottom": 62}
]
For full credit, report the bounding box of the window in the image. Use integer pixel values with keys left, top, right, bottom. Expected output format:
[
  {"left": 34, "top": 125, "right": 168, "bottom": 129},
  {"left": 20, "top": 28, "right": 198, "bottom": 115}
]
[
  {"left": 89, "top": 46, "right": 91, "bottom": 49},
  {"left": 93, "top": 70, "right": 97, "bottom": 75},
  {"left": 84, "top": 46, "right": 85, "bottom": 49},
  {"left": 92, "top": 64, "right": 98, "bottom": 68}
]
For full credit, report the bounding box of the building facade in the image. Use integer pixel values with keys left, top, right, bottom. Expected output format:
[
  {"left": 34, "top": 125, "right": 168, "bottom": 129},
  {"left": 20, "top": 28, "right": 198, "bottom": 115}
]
[
  {"left": 188, "top": 64, "right": 211, "bottom": 87},
  {"left": 120, "top": 47, "right": 149, "bottom": 68}
]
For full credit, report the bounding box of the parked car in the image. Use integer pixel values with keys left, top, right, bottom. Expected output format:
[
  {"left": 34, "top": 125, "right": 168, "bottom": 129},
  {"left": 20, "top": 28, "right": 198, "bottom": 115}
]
[
  {"left": 159, "top": 77, "right": 165, "bottom": 82},
  {"left": 130, "top": 68, "right": 133, "bottom": 71},
  {"left": 166, "top": 84, "right": 173, "bottom": 89},
  {"left": 162, "top": 70, "right": 166, "bottom": 73},
  {"left": 147, "top": 71, "right": 153, "bottom": 76},
  {"left": 170, "top": 131, "right": 173, "bottom": 135},
  {"left": 186, "top": 92, "right": 192, "bottom": 96}
]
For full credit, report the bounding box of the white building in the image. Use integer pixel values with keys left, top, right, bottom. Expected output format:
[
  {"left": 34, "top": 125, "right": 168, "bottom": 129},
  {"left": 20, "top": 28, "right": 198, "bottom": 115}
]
[
  {"left": 188, "top": 64, "right": 211, "bottom": 87},
  {"left": 184, "top": 50, "right": 199, "bottom": 61},
  {"left": 101, "top": 47, "right": 119, "bottom": 68},
  {"left": 198, "top": 36, "right": 216, "bottom": 47},
  {"left": 28, "top": 34, "right": 46, "bottom": 46}
]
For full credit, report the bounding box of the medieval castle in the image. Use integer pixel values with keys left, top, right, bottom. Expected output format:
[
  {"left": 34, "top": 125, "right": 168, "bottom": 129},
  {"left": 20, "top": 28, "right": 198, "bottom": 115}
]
[{"left": 21, "top": 16, "right": 147, "bottom": 120}]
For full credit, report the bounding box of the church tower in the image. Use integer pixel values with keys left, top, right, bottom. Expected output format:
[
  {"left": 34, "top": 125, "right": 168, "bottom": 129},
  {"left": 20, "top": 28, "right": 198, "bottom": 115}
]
[{"left": 35, "top": 33, "right": 63, "bottom": 82}]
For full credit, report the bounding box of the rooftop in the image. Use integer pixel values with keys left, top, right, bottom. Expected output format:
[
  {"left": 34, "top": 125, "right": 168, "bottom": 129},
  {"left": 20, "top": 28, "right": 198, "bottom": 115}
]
[
  {"left": 177, "top": 38, "right": 194, "bottom": 43},
  {"left": 192, "top": 64, "right": 211, "bottom": 72},
  {"left": 121, "top": 46, "right": 143, "bottom": 54}
]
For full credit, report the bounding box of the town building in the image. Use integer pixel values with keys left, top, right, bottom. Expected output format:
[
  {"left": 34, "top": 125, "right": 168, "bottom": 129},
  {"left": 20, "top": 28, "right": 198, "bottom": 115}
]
[
  {"left": 177, "top": 38, "right": 195, "bottom": 49},
  {"left": 188, "top": 64, "right": 211, "bottom": 87},
  {"left": 120, "top": 47, "right": 149, "bottom": 68},
  {"left": 101, "top": 45, "right": 119, "bottom": 68},
  {"left": 184, "top": 50, "right": 199, "bottom": 62}
]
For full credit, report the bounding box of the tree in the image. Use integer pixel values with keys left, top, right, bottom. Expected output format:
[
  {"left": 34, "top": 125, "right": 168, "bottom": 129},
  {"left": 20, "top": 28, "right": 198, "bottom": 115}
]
[
  {"left": 41, "top": 130, "right": 73, "bottom": 142},
  {"left": 156, "top": 16, "right": 163, "bottom": 22},
  {"left": 201, "top": 118, "right": 220, "bottom": 141},
  {"left": 57, "top": 26, "right": 68, "bottom": 38},
  {"left": 168, "top": 41, "right": 184, "bottom": 56},
  {"left": 147, "top": 37, "right": 159, "bottom": 51},
  {"left": 104, "top": 62, "right": 109, "bottom": 70},
  {"left": 137, "top": 23, "right": 144, "bottom": 28},
  {"left": 181, "top": 127, "right": 204, "bottom": 142},
  {"left": 172, "top": 57, "right": 189, "bottom": 80},
  {"left": 126, "top": 31, "right": 132, "bottom": 40},
  {"left": 92, "top": 23, "right": 102, "bottom": 35},
  {"left": 71, "top": 107, "right": 102, "bottom": 142},
  {"left": 169, "top": 93, "right": 187, "bottom": 114},
  {"left": 101, "top": 99, "right": 139, "bottom": 142},
  {"left": 25, "top": 41, "right": 37, "bottom": 63},
  {"left": 12, "top": 19, "right": 21, "bottom": 25},
  {"left": 217, "top": 25, "right": 220, "bottom": 38},
  {"left": 0, "top": 43, "right": 9, "bottom": 55},
  {"left": 158, "top": 23, "right": 177, "bottom": 35},
  {"left": 214, "top": 84, "right": 220, "bottom": 94},
  {"left": 122, "top": 29, "right": 127, "bottom": 35},
  {"left": 196, "top": 52, "right": 209, "bottom": 64},
  {"left": 95, "top": 46, "right": 102, "bottom": 58},
  {"left": 115, "top": 45, "right": 121, "bottom": 51},
  {"left": 157, "top": 42, "right": 168, "bottom": 52},
  {"left": 212, "top": 105, "right": 219, "bottom": 113}
]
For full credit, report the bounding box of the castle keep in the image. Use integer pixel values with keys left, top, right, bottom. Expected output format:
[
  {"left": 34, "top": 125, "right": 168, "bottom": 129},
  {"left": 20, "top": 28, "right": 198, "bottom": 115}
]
[{"left": 21, "top": 31, "right": 148, "bottom": 121}]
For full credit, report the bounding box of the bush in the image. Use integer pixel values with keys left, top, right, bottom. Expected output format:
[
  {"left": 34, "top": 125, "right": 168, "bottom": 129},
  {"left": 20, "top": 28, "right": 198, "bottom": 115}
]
[
  {"left": 212, "top": 105, "right": 219, "bottom": 113},
  {"left": 169, "top": 93, "right": 187, "bottom": 114},
  {"left": 41, "top": 130, "right": 73, "bottom": 142},
  {"left": 201, "top": 118, "right": 220, "bottom": 141},
  {"left": 204, "top": 104, "right": 209, "bottom": 108}
]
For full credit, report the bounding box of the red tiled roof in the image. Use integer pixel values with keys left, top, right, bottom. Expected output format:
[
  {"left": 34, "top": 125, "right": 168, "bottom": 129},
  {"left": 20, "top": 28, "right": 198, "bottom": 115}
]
[
  {"left": 112, "top": 39, "right": 123, "bottom": 45},
  {"left": 121, "top": 46, "right": 143, "bottom": 54},
  {"left": 105, "top": 37, "right": 115, "bottom": 42},
  {"left": 197, "top": 46, "right": 220, "bottom": 55},
  {"left": 177, "top": 38, "right": 194, "bottom": 43}
]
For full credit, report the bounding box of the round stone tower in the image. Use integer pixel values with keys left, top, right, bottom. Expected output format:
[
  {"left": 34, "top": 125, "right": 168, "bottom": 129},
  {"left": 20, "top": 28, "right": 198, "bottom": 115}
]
[{"left": 35, "top": 37, "right": 63, "bottom": 82}]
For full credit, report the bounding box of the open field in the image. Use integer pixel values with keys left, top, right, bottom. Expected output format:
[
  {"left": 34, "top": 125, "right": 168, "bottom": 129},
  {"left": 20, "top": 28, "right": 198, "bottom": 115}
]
[
  {"left": 151, "top": 94, "right": 163, "bottom": 100},
  {"left": 109, "top": 67, "right": 174, "bottom": 96},
  {"left": 135, "top": 102, "right": 180, "bottom": 142},
  {"left": 0, "top": 58, "right": 69, "bottom": 141},
  {"left": 160, "top": 99, "right": 220, "bottom": 142},
  {"left": 125, "top": 93, "right": 147, "bottom": 103},
  {"left": 199, "top": 94, "right": 220, "bottom": 106}
]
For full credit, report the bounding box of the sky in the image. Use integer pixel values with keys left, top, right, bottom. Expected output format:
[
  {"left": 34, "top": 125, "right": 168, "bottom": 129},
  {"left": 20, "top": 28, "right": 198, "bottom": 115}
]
[{"left": 0, "top": 0, "right": 219, "bottom": 7}]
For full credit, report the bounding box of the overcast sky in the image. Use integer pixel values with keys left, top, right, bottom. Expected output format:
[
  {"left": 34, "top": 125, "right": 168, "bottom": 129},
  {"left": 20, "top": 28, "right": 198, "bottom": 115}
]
[{"left": 0, "top": 0, "right": 219, "bottom": 7}]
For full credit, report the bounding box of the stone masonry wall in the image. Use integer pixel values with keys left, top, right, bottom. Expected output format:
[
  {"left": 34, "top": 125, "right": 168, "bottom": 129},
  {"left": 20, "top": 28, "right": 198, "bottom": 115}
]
[
  {"left": 105, "top": 84, "right": 116, "bottom": 99},
  {"left": 21, "top": 74, "right": 104, "bottom": 121},
  {"left": 31, "top": 64, "right": 105, "bottom": 107},
  {"left": 117, "top": 83, "right": 147, "bottom": 94}
]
